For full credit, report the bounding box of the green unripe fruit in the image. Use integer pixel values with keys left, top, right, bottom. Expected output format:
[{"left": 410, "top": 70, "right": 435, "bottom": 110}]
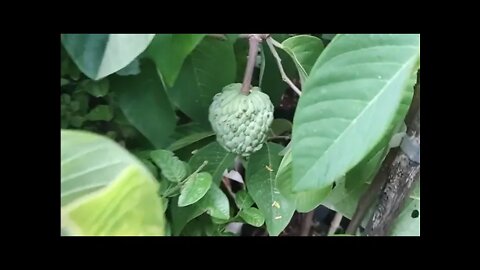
[{"left": 208, "top": 83, "right": 274, "bottom": 156}]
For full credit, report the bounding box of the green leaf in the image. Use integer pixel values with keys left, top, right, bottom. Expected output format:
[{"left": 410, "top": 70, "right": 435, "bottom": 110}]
[
  {"left": 170, "top": 183, "right": 231, "bottom": 235},
  {"left": 61, "top": 78, "right": 69, "bottom": 86},
  {"left": 61, "top": 130, "right": 155, "bottom": 207},
  {"left": 270, "top": 118, "right": 293, "bottom": 136},
  {"left": 276, "top": 147, "right": 332, "bottom": 213},
  {"left": 145, "top": 34, "right": 206, "bottom": 87},
  {"left": 80, "top": 79, "right": 109, "bottom": 97},
  {"left": 390, "top": 196, "right": 420, "bottom": 236},
  {"left": 239, "top": 207, "right": 265, "bottom": 227},
  {"left": 168, "top": 37, "right": 236, "bottom": 125},
  {"left": 167, "top": 131, "right": 215, "bottom": 152},
  {"left": 235, "top": 189, "right": 254, "bottom": 210},
  {"left": 86, "top": 105, "right": 113, "bottom": 121},
  {"left": 116, "top": 58, "right": 141, "bottom": 76},
  {"left": 200, "top": 184, "right": 230, "bottom": 220},
  {"left": 178, "top": 172, "right": 213, "bottom": 207},
  {"left": 292, "top": 34, "right": 420, "bottom": 192},
  {"left": 70, "top": 115, "right": 85, "bottom": 128},
  {"left": 260, "top": 42, "right": 299, "bottom": 107},
  {"left": 61, "top": 34, "right": 155, "bottom": 80},
  {"left": 61, "top": 165, "right": 165, "bottom": 236},
  {"left": 246, "top": 143, "right": 295, "bottom": 236},
  {"left": 322, "top": 177, "right": 367, "bottom": 220},
  {"left": 169, "top": 196, "right": 205, "bottom": 236},
  {"left": 345, "top": 69, "right": 417, "bottom": 191},
  {"left": 171, "top": 122, "right": 212, "bottom": 140},
  {"left": 189, "top": 142, "right": 236, "bottom": 185},
  {"left": 226, "top": 34, "right": 239, "bottom": 43},
  {"left": 150, "top": 149, "right": 187, "bottom": 182},
  {"left": 388, "top": 181, "right": 420, "bottom": 236},
  {"left": 112, "top": 60, "right": 176, "bottom": 148},
  {"left": 140, "top": 158, "right": 158, "bottom": 178},
  {"left": 281, "top": 35, "right": 325, "bottom": 84}
]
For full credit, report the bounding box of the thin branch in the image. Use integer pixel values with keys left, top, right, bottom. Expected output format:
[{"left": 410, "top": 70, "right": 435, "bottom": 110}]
[
  {"left": 300, "top": 211, "right": 314, "bottom": 236},
  {"left": 267, "top": 135, "right": 291, "bottom": 141},
  {"left": 328, "top": 212, "right": 343, "bottom": 235},
  {"left": 345, "top": 149, "right": 397, "bottom": 235},
  {"left": 265, "top": 37, "right": 302, "bottom": 96},
  {"left": 240, "top": 35, "right": 262, "bottom": 95}
]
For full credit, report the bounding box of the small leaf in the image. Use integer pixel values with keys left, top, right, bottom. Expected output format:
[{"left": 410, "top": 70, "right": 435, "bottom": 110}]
[
  {"left": 239, "top": 207, "right": 265, "bottom": 227},
  {"left": 292, "top": 34, "right": 420, "bottom": 191},
  {"left": 81, "top": 79, "right": 110, "bottom": 97},
  {"left": 281, "top": 35, "right": 325, "bottom": 84},
  {"left": 235, "top": 190, "right": 254, "bottom": 210},
  {"left": 270, "top": 118, "right": 293, "bottom": 136},
  {"left": 150, "top": 149, "right": 187, "bottom": 182},
  {"left": 70, "top": 115, "right": 85, "bottom": 128},
  {"left": 116, "top": 58, "right": 141, "bottom": 76},
  {"left": 200, "top": 184, "right": 230, "bottom": 220},
  {"left": 86, "top": 105, "right": 113, "bottom": 121},
  {"left": 189, "top": 142, "right": 236, "bottom": 185},
  {"left": 246, "top": 143, "right": 296, "bottom": 236},
  {"left": 178, "top": 172, "right": 213, "bottom": 207},
  {"left": 61, "top": 34, "right": 155, "bottom": 80},
  {"left": 281, "top": 35, "right": 325, "bottom": 75},
  {"left": 167, "top": 131, "right": 215, "bottom": 152},
  {"left": 145, "top": 34, "right": 206, "bottom": 87}
]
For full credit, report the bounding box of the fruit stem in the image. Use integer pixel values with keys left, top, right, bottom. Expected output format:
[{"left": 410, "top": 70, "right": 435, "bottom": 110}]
[{"left": 240, "top": 35, "right": 263, "bottom": 95}]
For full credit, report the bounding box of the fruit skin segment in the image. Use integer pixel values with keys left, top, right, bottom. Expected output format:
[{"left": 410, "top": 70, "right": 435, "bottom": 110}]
[{"left": 208, "top": 83, "right": 274, "bottom": 156}]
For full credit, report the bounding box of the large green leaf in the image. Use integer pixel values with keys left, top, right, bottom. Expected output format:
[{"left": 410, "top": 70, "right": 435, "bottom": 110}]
[
  {"left": 292, "top": 34, "right": 420, "bottom": 191},
  {"left": 178, "top": 172, "right": 212, "bottom": 207},
  {"left": 390, "top": 193, "right": 420, "bottom": 236},
  {"left": 150, "top": 149, "right": 187, "bottom": 183},
  {"left": 61, "top": 129, "right": 151, "bottom": 206},
  {"left": 345, "top": 68, "right": 417, "bottom": 191},
  {"left": 112, "top": 60, "right": 176, "bottom": 149},
  {"left": 189, "top": 142, "right": 236, "bottom": 185},
  {"left": 235, "top": 190, "right": 254, "bottom": 210},
  {"left": 276, "top": 146, "right": 332, "bottom": 213},
  {"left": 322, "top": 177, "right": 367, "bottom": 221},
  {"left": 260, "top": 43, "right": 298, "bottom": 107},
  {"left": 145, "top": 34, "right": 206, "bottom": 87},
  {"left": 61, "top": 165, "right": 165, "bottom": 236},
  {"left": 281, "top": 35, "right": 325, "bottom": 84},
  {"left": 167, "top": 37, "right": 236, "bottom": 125},
  {"left": 61, "top": 34, "right": 155, "bottom": 80},
  {"left": 246, "top": 143, "right": 295, "bottom": 236}
]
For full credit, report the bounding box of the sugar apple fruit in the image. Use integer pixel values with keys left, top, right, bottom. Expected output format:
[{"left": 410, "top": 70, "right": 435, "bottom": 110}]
[{"left": 208, "top": 83, "right": 274, "bottom": 156}]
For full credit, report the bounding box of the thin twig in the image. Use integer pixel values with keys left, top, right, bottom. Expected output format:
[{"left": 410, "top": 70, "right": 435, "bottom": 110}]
[
  {"left": 328, "top": 212, "right": 343, "bottom": 235},
  {"left": 240, "top": 35, "right": 262, "bottom": 95},
  {"left": 265, "top": 37, "right": 302, "bottom": 96},
  {"left": 267, "top": 135, "right": 291, "bottom": 141},
  {"left": 300, "top": 211, "right": 314, "bottom": 236}
]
